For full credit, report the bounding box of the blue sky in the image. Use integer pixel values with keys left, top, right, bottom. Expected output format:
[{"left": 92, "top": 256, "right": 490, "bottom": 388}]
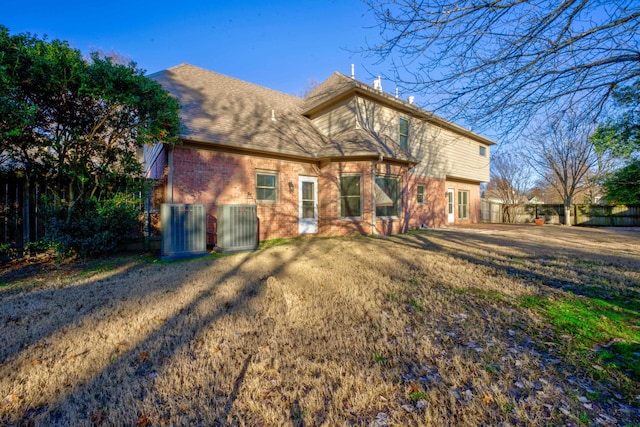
[{"left": 4, "top": 0, "right": 391, "bottom": 98}]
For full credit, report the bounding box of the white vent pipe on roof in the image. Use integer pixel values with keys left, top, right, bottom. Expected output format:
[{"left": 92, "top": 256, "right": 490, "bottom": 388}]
[
  {"left": 408, "top": 96, "right": 415, "bottom": 104},
  {"left": 372, "top": 76, "right": 382, "bottom": 91},
  {"left": 351, "top": 64, "right": 355, "bottom": 79}
]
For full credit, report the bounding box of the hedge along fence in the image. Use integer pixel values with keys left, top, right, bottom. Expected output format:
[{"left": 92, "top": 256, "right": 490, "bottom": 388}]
[
  {"left": 481, "top": 201, "right": 640, "bottom": 226},
  {"left": 1, "top": 172, "right": 162, "bottom": 258}
]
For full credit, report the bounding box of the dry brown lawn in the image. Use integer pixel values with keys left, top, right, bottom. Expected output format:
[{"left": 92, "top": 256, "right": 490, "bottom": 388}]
[{"left": 1, "top": 224, "right": 639, "bottom": 426}]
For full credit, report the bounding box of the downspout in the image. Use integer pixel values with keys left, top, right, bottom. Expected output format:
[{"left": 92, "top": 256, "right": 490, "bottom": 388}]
[{"left": 371, "top": 154, "right": 384, "bottom": 235}]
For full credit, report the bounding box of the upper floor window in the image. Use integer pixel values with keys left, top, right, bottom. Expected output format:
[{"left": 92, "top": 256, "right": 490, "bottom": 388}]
[
  {"left": 256, "top": 171, "right": 278, "bottom": 202},
  {"left": 399, "top": 118, "right": 409, "bottom": 151},
  {"left": 375, "top": 175, "right": 400, "bottom": 217},
  {"left": 479, "top": 145, "right": 487, "bottom": 156}
]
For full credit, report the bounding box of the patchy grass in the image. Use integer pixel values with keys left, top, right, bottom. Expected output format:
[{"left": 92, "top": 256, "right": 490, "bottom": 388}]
[
  {"left": 1, "top": 225, "right": 639, "bottom": 426},
  {"left": 521, "top": 294, "right": 640, "bottom": 391}
]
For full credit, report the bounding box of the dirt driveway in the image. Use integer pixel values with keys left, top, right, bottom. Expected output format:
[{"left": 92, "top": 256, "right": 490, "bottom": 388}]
[{"left": 441, "top": 223, "right": 640, "bottom": 258}]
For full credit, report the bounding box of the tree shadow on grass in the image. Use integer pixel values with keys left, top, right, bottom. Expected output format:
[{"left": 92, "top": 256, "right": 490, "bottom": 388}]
[
  {"left": 378, "top": 229, "right": 639, "bottom": 411},
  {"left": 391, "top": 229, "right": 640, "bottom": 311},
  {"left": 0, "top": 237, "right": 314, "bottom": 425},
  {"left": 0, "top": 258, "right": 150, "bottom": 364}
]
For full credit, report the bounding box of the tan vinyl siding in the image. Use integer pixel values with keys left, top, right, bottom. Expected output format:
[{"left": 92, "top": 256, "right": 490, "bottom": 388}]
[
  {"left": 310, "top": 98, "right": 356, "bottom": 137},
  {"left": 408, "top": 121, "right": 449, "bottom": 179},
  {"left": 440, "top": 131, "right": 491, "bottom": 182},
  {"left": 354, "top": 96, "right": 397, "bottom": 138},
  {"left": 353, "top": 95, "right": 490, "bottom": 182}
]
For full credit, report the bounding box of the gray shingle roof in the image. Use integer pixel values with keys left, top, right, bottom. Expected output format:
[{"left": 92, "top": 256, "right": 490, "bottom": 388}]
[
  {"left": 321, "top": 128, "right": 413, "bottom": 161},
  {"left": 149, "top": 64, "right": 328, "bottom": 159},
  {"left": 150, "top": 64, "right": 491, "bottom": 164}
]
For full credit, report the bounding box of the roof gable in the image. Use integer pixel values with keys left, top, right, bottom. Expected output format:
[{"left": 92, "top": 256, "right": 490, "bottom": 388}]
[{"left": 303, "top": 72, "right": 496, "bottom": 147}]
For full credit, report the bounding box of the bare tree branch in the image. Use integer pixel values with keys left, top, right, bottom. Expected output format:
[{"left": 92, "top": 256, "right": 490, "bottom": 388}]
[
  {"left": 523, "top": 108, "right": 604, "bottom": 224},
  {"left": 488, "top": 149, "right": 532, "bottom": 222},
  {"left": 363, "top": 0, "right": 640, "bottom": 136}
]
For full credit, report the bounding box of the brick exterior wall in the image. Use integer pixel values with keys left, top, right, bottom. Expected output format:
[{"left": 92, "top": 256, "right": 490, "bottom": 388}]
[
  {"left": 445, "top": 179, "right": 482, "bottom": 224},
  {"left": 405, "top": 173, "right": 447, "bottom": 230},
  {"left": 165, "top": 145, "right": 479, "bottom": 244},
  {"left": 170, "top": 146, "right": 318, "bottom": 244}
]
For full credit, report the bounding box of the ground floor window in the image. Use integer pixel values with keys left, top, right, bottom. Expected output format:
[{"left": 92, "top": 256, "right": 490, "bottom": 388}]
[
  {"left": 340, "top": 175, "right": 362, "bottom": 217},
  {"left": 375, "top": 176, "right": 400, "bottom": 217},
  {"left": 417, "top": 185, "right": 425, "bottom": 204},
  {"left": 458, "top": 190, "right": 469, "bottom": 219},
  {"left": 256, "top": 171, "right": 278, "bottom": 202}
]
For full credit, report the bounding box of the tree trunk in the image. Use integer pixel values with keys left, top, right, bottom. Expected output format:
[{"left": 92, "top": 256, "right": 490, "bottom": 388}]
[{"left": 564, "top": 204, "right": 572, "bottom": 226}]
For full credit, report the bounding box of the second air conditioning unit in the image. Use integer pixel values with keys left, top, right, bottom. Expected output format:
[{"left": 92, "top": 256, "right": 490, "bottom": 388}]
[{"left": 217, "top": 204, "right": 258, "bottom": 252}]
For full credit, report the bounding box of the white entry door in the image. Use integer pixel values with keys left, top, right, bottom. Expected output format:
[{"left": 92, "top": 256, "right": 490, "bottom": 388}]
[
  {"left": 447, "top": 189, "right": 455, "bottom": 223},
  {"left": 299, "top": 176, "right": 318, "bottom": 234}
]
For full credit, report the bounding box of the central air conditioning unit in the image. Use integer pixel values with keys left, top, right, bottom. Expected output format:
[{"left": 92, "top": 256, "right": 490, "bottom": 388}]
[
  {"left": 217, "top": 204, "right": 258, "bottom": 252},
  {"left": 161, "top": 203, "right": 208, "bottom": 259}
]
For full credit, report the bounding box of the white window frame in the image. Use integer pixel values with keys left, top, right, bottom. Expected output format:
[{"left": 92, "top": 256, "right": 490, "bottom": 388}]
[{"left": 256, "top": 171, "right": 278, "bottom": 203}]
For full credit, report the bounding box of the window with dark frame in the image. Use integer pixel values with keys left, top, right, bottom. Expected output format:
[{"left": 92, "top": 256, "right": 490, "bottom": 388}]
[
  {"left": 375, "top": 176, "right": 400, "bottom": 217},
  {"left": 479, "top": 145, "right": 486, "bottom": 156},
  {"left": 340, "top": 175, "right": 362, "bottom": 217},
  {"left": 417, "top": 185, "right": 425, "bottom": 204},
  {"left": 399, "top": 118, "right": 409, "bottom": 151},
  {"left": 256, "top": 172, "right": 278, "bottom": 202},
  {"left": 457, "top": 190, "right": 469, "bottom": 219}
]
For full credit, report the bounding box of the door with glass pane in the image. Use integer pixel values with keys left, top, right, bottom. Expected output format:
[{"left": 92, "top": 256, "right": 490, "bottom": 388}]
[
  {"left": 298, "top": 176, "right": 318, "bottom": 234},
  {"left": 447, "top": 189, "right": 455, "bottom": 223}
]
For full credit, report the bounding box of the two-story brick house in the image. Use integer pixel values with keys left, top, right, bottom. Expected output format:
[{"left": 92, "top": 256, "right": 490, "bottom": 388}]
[{"left": 145, "top": 64, "right": 494, "bottom": 245}]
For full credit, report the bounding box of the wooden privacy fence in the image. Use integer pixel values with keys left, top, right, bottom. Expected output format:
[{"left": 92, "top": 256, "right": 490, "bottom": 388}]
[
  {"left": 573, "top": 204, "right": 640, "bottom": 226},
  {"left": 1, "top": 174, "right": 45, "bottom": 251},
  {"left": 481, "top": 200, "right": 640, "bottom": 226}
]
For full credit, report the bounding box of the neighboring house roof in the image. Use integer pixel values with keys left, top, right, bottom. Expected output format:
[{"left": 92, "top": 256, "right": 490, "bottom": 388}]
[{"left": 528, "top": 197, "right": 544, "bottom": 204}]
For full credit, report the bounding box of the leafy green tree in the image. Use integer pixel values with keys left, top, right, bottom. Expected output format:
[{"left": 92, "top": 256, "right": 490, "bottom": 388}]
[
  {"left": 0, "top": 25, "right": 181, "bottom": 217},
  {"left": 601, "top": 159, "right": 640, "bottom": 204},
  {"left": 591, "top": 82, "right": 640, "bottom": 159}
]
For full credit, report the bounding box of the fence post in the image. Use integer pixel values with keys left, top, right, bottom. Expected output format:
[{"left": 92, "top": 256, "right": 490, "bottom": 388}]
[{"left": 22, "top": 177, "right": 31, "bottom": 251}]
